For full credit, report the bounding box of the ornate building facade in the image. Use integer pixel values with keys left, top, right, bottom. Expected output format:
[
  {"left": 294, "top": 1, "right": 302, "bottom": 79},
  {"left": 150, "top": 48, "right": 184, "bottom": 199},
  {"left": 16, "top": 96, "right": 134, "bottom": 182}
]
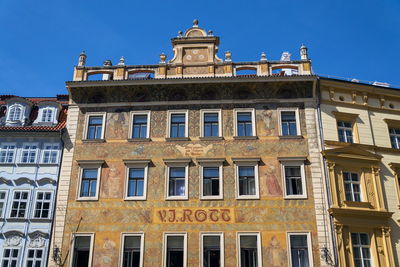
[
  {"left": 0, "top": 95, "right": 68, "bottom": 267},
  {"left": 49, "top": 21, "right": 334, "bottom": 267},
  {"left": 319, "top": 78, "right": 400, "bottom": 266}
]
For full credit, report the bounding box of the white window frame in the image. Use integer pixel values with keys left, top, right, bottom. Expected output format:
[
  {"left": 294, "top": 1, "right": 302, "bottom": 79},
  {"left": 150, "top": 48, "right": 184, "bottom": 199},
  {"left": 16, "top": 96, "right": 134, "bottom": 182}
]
[
  {"left": 167, "top": 110, "right": 189, "bottom": 138},
  {"left": 120, "top": 232, "right": 145, "bottom": 267},
  {"left": 343, "top": 171, "right": 362, "bottom": 202},
  {"left": 337, "top": 120, "right": 354, "bottom": 143},
  {"left": 350, "top": 232, "right": 373, "bottom": 267},
  {"left": 129, "top": 111, "right": 151, "bottom": 139},
  {"left": 0, "top": 190, "right": 9, "bottom": 218},
  {"left": 20, "top": 143, "right": 39, "bottom": 164},
  {"left": 281, "top": 160, "right": 307, "bottom": 199},
  {"left": 237, "top": 232, "right": 262, "bottom": 267},
  {"left": 7, "top": 104, "right": 24, "bottom": 122},
  {"left": 198, "top": 160, "right": 223, "bottom": 200},
  {"left": 277, "top": 108, "right": 301, "bottom": 136},
  {"left": 32, "top": 190, "right": 54, "bottom": 219},
  {"left": 1, "top": 247, "right": 21, "bottom": 267},
  {"left": 69, "top": 233, "right": 95, "bottom": 267},
  {"left": 389, "top": 127, "right": 400, "bottom": 149},
  {"left": 163, "top": 232, "right": 187, "bottom": 267},
  {"left": 0, "top": 142, "right": 17, "bottom": 164},
  {"left": 287, "top": 232, "right": 313, "bottom": 267},
  {"left": 200, "top": 109, "right": 222, "bottom": 137},
  {"left": 124, "top": 160, "right": 150, "bottom": 201},
  {"left": 233, "top": 108, "right": 256, "bottom": 137},
  {"left": 25, "top": 247, "right": 46, "bottom": 267},
  {"left": 40, "top": 107, "right": 56, "bottom": 123},
  {"left": 83, "top": 112, "right": 106, "bottom": 140},
  {"left": 41, "top": 143, "right": 60, "bottom": 164},
  {"left": 234, "top": 159, "right": 260, "bottom": 200},
  {"left": 9, "top": 190, "right": 30, "bottom": 219},
  {"left": 200, "top": 232, "right": 224, "bottom": 267},
  {"left": 77, "top": 161, "right": 103, "bottom": 201},
  {"left": 164, "top": 159, "right": 190, "bottom": 200}
]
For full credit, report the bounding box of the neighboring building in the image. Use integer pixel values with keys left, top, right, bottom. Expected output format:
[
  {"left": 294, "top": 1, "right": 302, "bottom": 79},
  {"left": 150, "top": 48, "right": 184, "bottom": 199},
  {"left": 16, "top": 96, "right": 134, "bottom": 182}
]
[
  {"left": 49, "top": 21, "right": 335, "bottom": 267},
  {"left": 0, "top": 95, "right": 68, "bottom": 267},
  {"left": 319, "top": 78, "right": 400, "bottom": 266}
]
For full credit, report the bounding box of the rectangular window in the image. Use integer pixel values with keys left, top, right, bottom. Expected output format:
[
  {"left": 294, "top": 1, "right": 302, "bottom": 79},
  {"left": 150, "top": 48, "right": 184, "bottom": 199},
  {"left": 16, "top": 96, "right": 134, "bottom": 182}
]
[
  {"left": 201, "top": 233, "right": 224, "bottom": 267},
  {"left": 42, "top": 143, "right": 60, "bottom": 164},
  {"left": 343, "top": 172, "right": 361, "bottom": 202},
  {"left": 2, "top": 248, "right": 19, "bottom": 267},
  {"left": 337, "top": 121, "right": 353, "bottom": 143},
  {"left": 21, "top": 144, "right": 38, "bottom": 163},
  {"left": 288, "top": 233, "right": 312, "bottom": 267},
  {"left": 237, "top": 233, "right": 262, "bottom": 267},
  {"left": 164, "top": 233, "right": 187, "bottom": 267},
  {"left": 131, "top": 112, "right": 150, "bottom": 139},
  {"left": 202, "top": 167, "right": 221, "bottom": 198},
  {"left": 167, "top": 167, "right": 187, "bottom": 199},
  {"left": 0, "top": 191, "right": 7, "bottom": 218},
  {"left": 121, "top": 234, "right": 144, "bottom": 267},
  {"left": 169, "top": 112, "right": 187, "bottom": 138},
  {"left": 26, "top": 248, "right": 44, "bottom": 267},
  {"left": 235, "top": 163, "right": 260, "bottom": 199},
  {"left": 279, "top": 110, "right": 299, "bottom": 136},
  {"left": 42, "top": 108, "right": 54, "bottom": 122},
  {"left": 10, "top": 191, "right": 29, "bottom": 218},
  {"left": 236, "top": 112, "right": 253, "bottom": 137},
  {"left": 127, "top": 168, "right": 145, "bottom": 198},
  {"left": 389, "top": 127, "right": 400, "bottom": 149},
  {"left": 351, "top": 233, "right": 372, "bottom": 267},
  {"left": 33, "top": 191, "right": 52, "bottom": 219},
  {"left": 201, "top": 110, "right": 222, "bottom": 137},
  {"left": 80, "top": 168, "right": 99, "bottom": 198},
  {"left": 0, "top": 143, "right": 16, "bottom": 163},
  {"left": 282, "top": 163, "right": 307, "bottom": 198},
  {"left": 86, "top": 114, "right": 104, "bottom": 140},
  {"left": 71, "top": 235, "right": 93, "bottom": 267}
]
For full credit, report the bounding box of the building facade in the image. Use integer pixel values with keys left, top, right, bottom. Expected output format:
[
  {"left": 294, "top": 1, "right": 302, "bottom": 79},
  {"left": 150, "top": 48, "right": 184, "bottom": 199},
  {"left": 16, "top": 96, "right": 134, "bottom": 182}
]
[
  {"left": 0, "top": 95, "right": 68, "bottom": 267},
  {"left": 49, "top": 21, "right": 335, "bottom": 267},
  {"left": 319, "top": 78, "right": 400, "bottom": 266}
]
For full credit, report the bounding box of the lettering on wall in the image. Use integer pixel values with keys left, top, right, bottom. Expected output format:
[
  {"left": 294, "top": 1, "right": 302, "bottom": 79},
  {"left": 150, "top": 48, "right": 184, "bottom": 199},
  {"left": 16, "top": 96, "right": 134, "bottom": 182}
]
[{"left": 153, "top": 208, "right": 234, "bottom": 223}]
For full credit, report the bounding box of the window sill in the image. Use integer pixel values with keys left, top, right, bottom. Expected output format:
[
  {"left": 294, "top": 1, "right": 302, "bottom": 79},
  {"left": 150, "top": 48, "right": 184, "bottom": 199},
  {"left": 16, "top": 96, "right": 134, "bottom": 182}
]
[
  {"left": 284, "top": 195, "right": 308, "bottom": 200},
  {"left": 236, "top": 195, "right": 260, "bottom": 200},
  {"left": 343, "top": 201, "right": 372, "bottom": 209},
  {"left": 200, "top": 196, "right": 223, "bottom": 200},
  {"left": 279, "top": 135, "right": 303, "bottom": 139},
  {"left": 82, "top": 139, "right": 105, "bottom": 143},
  {"left": 16, "top": 162, "right": 38, "bottom": 166},
  {"left": 233, "top": 136, "right": 258, "bottom": 140},
  {"left": 124, "top": 197, "right": 147, "bottom": 201},
  {"left": 165, "top": 137, "right": 190, "bottom": 142},
  {"left": 76, "top": 198, "right": 99, "bottom": 201},
  {"left": 127, "top": 138, "right": 151, "bottom": 142},
  {"left": 0, "top": 162, "right": 15, "bottom": 166},
  {"left": 165, "top": 197, "right": 189, "bottom": 201},
  {"left": 7, "top": 217, "right": 28, "bottom": 222},
  {"left": 199, "top": 136, "right": 224, "bottom": 141},
  {"left": 30, "top": 218, "right": 52, "bottom": 222}
]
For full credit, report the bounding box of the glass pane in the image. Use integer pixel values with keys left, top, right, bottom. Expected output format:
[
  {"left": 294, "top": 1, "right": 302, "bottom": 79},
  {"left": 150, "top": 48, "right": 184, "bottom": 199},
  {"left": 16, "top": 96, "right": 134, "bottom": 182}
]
[
  {"left": 167, "top": 236, "right": 184, "bottom": 249},
  {"left": 170, "top": 167, "right": 185, "bottom": 178},
  {"left": 89, "top": 116, "right": 103, "bottom": 125},
  {"left": 237, "top": 112, "right": 251, "bottom": 122},
  {"left": 125, "top": 236, "right": 141, "bottom": 249},
  {"left": 240, "top": 236, "right": 257, "bottom": 248},
  {"left": 239, "top": 167, "right": 254, "bottom": 177},
  {"left": 171, "top": 114, "right": 185, "bottom": 123},
  {"left": 83, "top": 169, "right": 98, "bottom": 179},
  {"left": 75, "top": 236, "right": 91, "bottom": 249},
  {"left": 133, "top": 115, "right": 147, "bottom": 124}
]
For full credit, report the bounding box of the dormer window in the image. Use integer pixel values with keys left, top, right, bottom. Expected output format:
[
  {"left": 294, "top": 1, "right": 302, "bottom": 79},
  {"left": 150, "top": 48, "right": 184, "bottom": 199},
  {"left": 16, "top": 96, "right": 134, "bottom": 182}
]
[
  {"left": 33, "top": 103, "right": 60, "bottom": 125},
  {"left": 7, "top": 105, "right": 23, "bottom": 121},
  {"left": 41, "top": 108, "right": 54, "bottom": 122}
]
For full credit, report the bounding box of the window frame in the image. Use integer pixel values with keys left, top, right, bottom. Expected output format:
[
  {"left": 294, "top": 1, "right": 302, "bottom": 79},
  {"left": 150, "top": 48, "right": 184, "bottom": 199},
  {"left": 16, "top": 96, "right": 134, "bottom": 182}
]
[
  {"left": 129, "top": 111, "right": 151, "bottom": 139},
  {"left": 342, "top": 171, "right": 363, "bottom": 202},
  {"left": 119, "top": 232, "right": 145, "bottom": 267},
  {"left": 287, "top": 232, "right": 313, "bottom": 267},
  {"left": 124, "top": 160, "right": 150, "bottom": 201},
  {"left": 8, "top": 190, "right": 30, "bottom": 219},
  {"left": 389, "top": 127, "right": 400, "bottom": 149},
  {"left": 0, "top": 189, "right": 9, "bottom": 218},
  {"left": 233, "top": 108, "right": 256, "bottom": 137},
  {"left": 163, "top": 232, "right": 187, "bottom": 267},
  {"left": 0, "top": 142, "right": 17, "bottom": 164},
  {"left": 20, "top": 143, "right": 39, "bottom": 164},
  {"left": 200, "top": 109, "right": 222, "bottom": 138},
  {"left": 200, "top": 232, "right": 224, "bottom": 267},
  {"left": 76, "top": 161, "right": 104, "bottom": 201},
  {"left": 41, "top": 143, "right": 60, "bottom": 164},
  {"left": 236, "top": 232, "right": 262, "bottom": 267},
  {"left": 167, "top": 110, "right": 189, "bottom": 138},
  {"left": 280, "top": 159, "right": 307, "bottom": 199},
  {"left": 277, "top": 108, "right": 301, "bottom": 137},
  {"left": 40, "top": 107, "right": 56, "bottom": 123},
  {"left": 25, "top": 247, "right": 45, "bottom": 267},
  {"left": 69, "top": 233, "right": 95, "bottom": 267},
  {"left": 234, "top": 159, "right": 260, "bottom": 200},
  {"left": 1, "top": 247, "right": 20, "bottom": 267},
  {"left": 198, "top": 159, "right": 224, "bottom": 200},
  {"left": 83, "top": 112, "right": 106, "bottom": 140},
  {"left": 164, "top": 160, "right": 190, "bottom": 200},
  {"left": 7, "top": 103, "right": 24, "bottom": 122},
  {"left": 32, "top": 190, "right": 54, "bottom": 219},
  {"left": 332, "top": 111, "right": 359, "bottom": 144}
]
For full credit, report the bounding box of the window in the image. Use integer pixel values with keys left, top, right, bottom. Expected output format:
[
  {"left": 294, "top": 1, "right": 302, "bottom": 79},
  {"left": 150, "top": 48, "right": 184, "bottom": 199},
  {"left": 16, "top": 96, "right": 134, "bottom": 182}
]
[
  {"left": 201, "top": 166, "right": 222, "bottom": 199},
  {"left": 21, "top": 144, "right": 38, "bottom": 163},
  {"left": 389, "top": 127, "right": 400, "bottom": 149},
  {"left": 351, "top": 233, "right": 372, "bottom": 267},
  {"left": 7, "top": 104, "right": 23, "bottom": 121},
  {"left": 79, "top": 169, "right": 99, "bottom": 199},
  {"left": 201, "top": 233, "right": 224, "bottom": 267},
  {"left": 288, "top": 233, "right": 312, "bottom": 267},
  {"left": 130, "top": 111, "right": 150, "bottom": 139},
  {"left": 163, "top": 233, "right": 187, "bottom": 267},
  {"left": 201, "top": 110, "right": 222, "bottom": 137},
  {"left": 10, "top": 191, "right": 29, "bottom": 218},
  {"left": 167, "top": 167, "right": 188, "bottom": 199},
  {"left": 71, "top": 235, "right": 93, "bottom": 267},
  {"left": 234, "top": 159, "right": 260, "bottom": 199},
  {"left": 26, "top": 248, "right": 44, "bottom": 267},
  {"left": 281, "top": 160, "right": 307, "bottom": 199},
  {"left": 121, "top": 233, "right": 144, "bottom": 267},
  {"left": 85, "top": 114, "right": 105, "bottom": 140},
  {"left": 33, "top": 191, "right": 52, "bottom": 219},
  {"left": 234, "top": 109, "right": 256, "bottom": 137},
  {"left": 168, "top": 111, "right": 188, "bottom": 138},
  {"left": 2, "top": 248, "right": 19, "bottom": 267},
  {"left": 0, "top": 191, "right": 7, "bottom": 218},
  {"left": 41, "top": 143, "right": 60, "bottom": 164},
  {"left": 279, "top": 109, "right": 300, "bottom": 136},
  {"left": 124, "top": 160, "right": 150, "bottom": 200},
  {"left": 0, "top": 143, "right": 16, "bottom": 163},
  {"left": 237, "top": 233, "right": 262, "bottom": 267},
  {"left": 343, "top": 172, "right": 361, "bottom": 202},
  {"left": 41, "top": 108, "right": 54, "bottom": 122},
  {"left": 337, "top": 121, "right": 353, "bottom": 143}
]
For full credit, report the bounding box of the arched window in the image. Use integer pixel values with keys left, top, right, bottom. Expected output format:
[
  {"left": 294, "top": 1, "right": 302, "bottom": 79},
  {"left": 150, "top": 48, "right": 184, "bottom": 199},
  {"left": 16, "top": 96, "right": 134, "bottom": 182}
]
[
  {"left": 8, "top": 105, "right": 23, "bottom": 121},
  {"left": 41, "top": 108, "right": 54, "bottom": 122}
]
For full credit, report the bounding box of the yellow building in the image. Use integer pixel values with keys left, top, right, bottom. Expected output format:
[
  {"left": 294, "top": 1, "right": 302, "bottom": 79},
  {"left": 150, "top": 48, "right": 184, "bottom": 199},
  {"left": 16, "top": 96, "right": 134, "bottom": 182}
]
[{"left": 320, "top": 78, "right": 400, "bottom": 266}]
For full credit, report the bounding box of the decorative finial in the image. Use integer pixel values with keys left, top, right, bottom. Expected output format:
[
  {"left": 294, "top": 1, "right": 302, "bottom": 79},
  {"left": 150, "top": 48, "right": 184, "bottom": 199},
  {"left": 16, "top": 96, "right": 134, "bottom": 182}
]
[
  {"left": 280, "top": 52, "right": 291, "bottom": 62},
  {"left": 103, "top": 59, "right": 112, "bottom": 66},
  {"left": 78, "top": 51, "right": 86, "bottom": 67},
  {"left": 300, "top": 44, "right": 308, "bottom": 60},
  {"left": 260, "top": 52, "right": 267, "bottom": 62},
  {"left": 118, "top": 56, "right": 125, "bottom": 66},
  {"left": 208, "top": 30, "right": 213, "bottom": 36},
  {"left": 178, "top": 31, "right": 183, "bottom": 38},
  {"left": 224, "top": 51, "right": 232, "bottom": 62},
  {"left": 159, "top": 53, "right": 167, "bottom": 64},
  {"left": 193, "top": 19, "right": 199, "bottom": 27}
]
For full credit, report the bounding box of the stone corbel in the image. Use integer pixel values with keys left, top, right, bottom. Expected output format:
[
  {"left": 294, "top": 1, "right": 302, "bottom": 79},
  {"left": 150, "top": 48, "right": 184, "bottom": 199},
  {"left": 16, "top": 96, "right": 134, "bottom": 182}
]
[
  {"left": 329, "top": 88, "right": 335, "bottom": 101},
  {"left": 362, "top": 93, "right": 369, "bottom": 105},
  {"left": 352, "top": 91, "right": 357, "bottom": 104}
]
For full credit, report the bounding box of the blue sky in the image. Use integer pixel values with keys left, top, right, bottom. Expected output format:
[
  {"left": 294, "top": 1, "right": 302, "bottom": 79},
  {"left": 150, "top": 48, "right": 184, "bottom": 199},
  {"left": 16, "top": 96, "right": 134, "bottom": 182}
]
[{"left": 0, "top": 0, "right": 399, "bottom": 96}]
